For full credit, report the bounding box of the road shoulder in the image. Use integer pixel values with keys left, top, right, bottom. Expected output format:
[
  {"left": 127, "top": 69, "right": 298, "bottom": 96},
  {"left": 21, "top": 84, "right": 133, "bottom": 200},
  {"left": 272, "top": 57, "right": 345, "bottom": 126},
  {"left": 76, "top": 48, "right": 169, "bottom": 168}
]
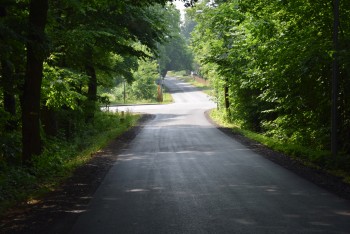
[
  {"left": 204, "top": 110, "right": 350, "bottom": 201},
  {"left": 0, "top": 114, "right": 155, "bottom": 234}
]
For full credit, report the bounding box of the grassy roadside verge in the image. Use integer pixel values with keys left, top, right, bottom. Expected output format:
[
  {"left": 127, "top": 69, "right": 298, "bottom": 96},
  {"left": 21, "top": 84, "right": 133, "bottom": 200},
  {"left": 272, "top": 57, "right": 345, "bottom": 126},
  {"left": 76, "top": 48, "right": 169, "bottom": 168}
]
[
  {"left": 0, "top": 112, "right": 139, "bottom": 216},
  {"left": 210, "top": 109, "right": 350, "bottom": 184},
  {"left": 106, "top": 90, "right": 173, "bottom": 106}
]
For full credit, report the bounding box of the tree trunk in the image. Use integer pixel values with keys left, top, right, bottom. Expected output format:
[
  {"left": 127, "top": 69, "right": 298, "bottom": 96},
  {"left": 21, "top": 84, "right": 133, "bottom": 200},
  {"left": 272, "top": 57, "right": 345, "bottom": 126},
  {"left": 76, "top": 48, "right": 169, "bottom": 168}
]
[
  {"left": 86, "top": 65, "right": 97, "bottom": 103},
  {"left": 21, "top": 0, "right": 49, "bottom": 164},
  {"left": 224, "top": 77, "right": 230, "bottom": 118},
  {"left": 1, "top": 5, "right": 17, "bottom": 131},
  {"left": 85, "top": 48, "right": 97, "bottom": 102},
  {"left": 1, "top": 59, "right": 17, "bottom": 130},
  {"left": 224, "top": 77, "right": 230, "bottom": 110},
  {"left": 1, "top": 59, "right": 16, "bottom": 115},
  {"left": 0, "top": 5, "right": 6, "bottom": 17},
  {"left": 85, "top": 47, "right": 97, "bottom": 121},
  {"left": 224, "top": 85, "right": 229, "bottom": 109}
]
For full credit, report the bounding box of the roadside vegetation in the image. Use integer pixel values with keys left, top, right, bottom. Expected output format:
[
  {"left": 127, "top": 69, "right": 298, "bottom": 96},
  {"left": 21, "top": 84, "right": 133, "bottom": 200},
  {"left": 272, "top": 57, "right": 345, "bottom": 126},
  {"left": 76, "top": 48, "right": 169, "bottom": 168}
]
[
  {"left": 210, "top": 110, "right": 350, "bottom": 184},
  {"left": 99, "top": 60, "right": 173, "bottom": 105},
  {"left": 178, "top": 67, "right": 350, "bottom": 183},
  {"left": 0, "top": 1, "right": 190, "bottom": 216},
  {"left": 169, "top": 69, "right": 350, "bottom": 183},
  {"left": 186, "top": 0, "right": 350, "bottom": 182},
  {"left": 0, "top": 112, "right": 138, "bottom": 215}
]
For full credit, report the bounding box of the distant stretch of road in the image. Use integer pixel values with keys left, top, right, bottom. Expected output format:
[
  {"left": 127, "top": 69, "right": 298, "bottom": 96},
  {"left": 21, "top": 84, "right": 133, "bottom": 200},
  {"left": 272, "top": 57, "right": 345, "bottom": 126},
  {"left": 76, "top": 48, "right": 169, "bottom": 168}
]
[{"left": 69, "top": 76, "right": 350, "bottom": 233}]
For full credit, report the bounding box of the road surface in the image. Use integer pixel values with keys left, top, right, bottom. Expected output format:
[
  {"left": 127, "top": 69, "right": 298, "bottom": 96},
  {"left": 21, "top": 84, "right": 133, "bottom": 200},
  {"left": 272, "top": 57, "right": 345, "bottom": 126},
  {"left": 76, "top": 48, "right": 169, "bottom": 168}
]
[{"left": 69, "top": 77, "right": 350, "bottom": 233}]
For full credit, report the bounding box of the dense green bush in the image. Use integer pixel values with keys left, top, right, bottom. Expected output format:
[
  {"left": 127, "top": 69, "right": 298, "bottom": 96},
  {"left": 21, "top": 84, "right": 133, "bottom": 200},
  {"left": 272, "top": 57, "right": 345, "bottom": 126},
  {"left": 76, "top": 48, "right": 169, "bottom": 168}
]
[
  {"left": 191, "top": 0, "right": 350, "bottom": 155},
  {"left": 99, "top": 59, "right": 160, "bottom": 104}
]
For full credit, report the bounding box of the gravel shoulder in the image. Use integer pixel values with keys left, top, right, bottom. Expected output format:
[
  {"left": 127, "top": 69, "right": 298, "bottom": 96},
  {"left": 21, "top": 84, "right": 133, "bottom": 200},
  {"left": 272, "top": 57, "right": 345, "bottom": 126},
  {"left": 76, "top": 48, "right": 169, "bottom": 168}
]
[{"left": 1, "top": 111, "right": 350, "bottom": 233}]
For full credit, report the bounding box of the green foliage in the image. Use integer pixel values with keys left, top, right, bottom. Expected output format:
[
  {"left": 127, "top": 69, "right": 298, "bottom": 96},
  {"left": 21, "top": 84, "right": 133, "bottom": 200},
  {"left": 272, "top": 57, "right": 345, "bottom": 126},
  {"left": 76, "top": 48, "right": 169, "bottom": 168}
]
[
  {"left": 131, "top": 59, "right": 159, "bottom": 100},
  {"left": 181, "top": 7, "right": 197, "bottom": 42},
  {"left": 42, "top": 62, "right": 88, "bottom": 110},
  {"left": 0, "top": 131, "right": 21, "bottom": 166},
  {"left": 99, "top": 58, "right": 160, "bottom": 103},
  {"left": 0, "top": 0, "right": 183, "bottom": 214},
  {"left": 158, "top": 4, "right": 193, "bottom": 76},
  {"left": 191, "top": 0, "right": 350, "bottom": 155},
  {"left": 0, "top": 0, "right": 177, "bottom": 164},
  {"left": 101, "top": 86, "right": 126, "bottom": 104},
  {"left": 0, "top": 109, "right": 21, "bottom": 165},
  {"left": 159, "top": 35, "right": 193, "bottom": 76}
]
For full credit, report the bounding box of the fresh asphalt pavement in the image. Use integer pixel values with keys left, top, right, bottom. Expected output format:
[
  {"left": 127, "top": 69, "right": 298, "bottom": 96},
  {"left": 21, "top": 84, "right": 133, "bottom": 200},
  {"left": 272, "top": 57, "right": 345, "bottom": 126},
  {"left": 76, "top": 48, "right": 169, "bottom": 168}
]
[{"left": 69, "top": 76, "right": 350, "bottom": 233}]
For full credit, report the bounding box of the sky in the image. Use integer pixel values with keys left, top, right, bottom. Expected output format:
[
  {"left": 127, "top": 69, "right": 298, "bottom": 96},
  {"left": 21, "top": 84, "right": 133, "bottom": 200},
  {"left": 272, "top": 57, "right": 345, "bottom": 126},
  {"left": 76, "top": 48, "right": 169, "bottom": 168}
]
[
  {"left": 174, "top": 0, "right": 186, "bottom": 11},
  {"left": 173, "top": 0, "right": 186, "bottom": 21}
]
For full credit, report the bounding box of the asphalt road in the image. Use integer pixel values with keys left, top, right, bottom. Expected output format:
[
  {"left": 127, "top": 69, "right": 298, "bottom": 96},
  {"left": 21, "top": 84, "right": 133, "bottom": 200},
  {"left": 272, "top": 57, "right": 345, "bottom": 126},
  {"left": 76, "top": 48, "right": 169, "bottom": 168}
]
[{"left": 69, "top": 77, "right": 350, "bottom": 233}]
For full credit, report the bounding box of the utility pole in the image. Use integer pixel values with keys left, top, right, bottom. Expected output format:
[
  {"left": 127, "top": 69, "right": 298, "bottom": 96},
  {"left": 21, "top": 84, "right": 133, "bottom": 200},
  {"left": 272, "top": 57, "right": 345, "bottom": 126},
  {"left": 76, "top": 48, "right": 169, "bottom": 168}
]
[{"left": 331, "top": 0, "right": 340, "bottom": 157}]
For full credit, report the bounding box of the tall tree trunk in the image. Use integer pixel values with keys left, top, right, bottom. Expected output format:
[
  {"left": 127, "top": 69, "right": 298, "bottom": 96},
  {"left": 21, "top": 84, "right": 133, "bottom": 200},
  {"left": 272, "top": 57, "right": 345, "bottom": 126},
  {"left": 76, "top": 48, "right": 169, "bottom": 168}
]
[
  {"left": 0, "top": 5, "right": 6, "bottom": 17},
  {"left": 224, "top": 77, "right": 230, "bottom": 118},
  {"left": 86, "top": 66, "right": 97, "bottom": 103},
  {"left": 1, "top": 59, "right": 16, "bottom": 115},
  {"left": 224, "top": 77, "right": 230, "bottom": 110},
  {"left": 1, "top": 5, "right": 17, "bottom": 131},
  {"left": 1, "top": 59, "right": 17, "bottom": 130},
  {"left": 85, "top": 48, "right": 97, "bottom": 102},
  {"left": 85, "top": 47, "right": 97, "bottom": 121},
  {"left": 21, "top": 0, "right": 49, "bottom": 164},
  {"left": 224, "top": 85, "right": 229, "bottom": 109}
]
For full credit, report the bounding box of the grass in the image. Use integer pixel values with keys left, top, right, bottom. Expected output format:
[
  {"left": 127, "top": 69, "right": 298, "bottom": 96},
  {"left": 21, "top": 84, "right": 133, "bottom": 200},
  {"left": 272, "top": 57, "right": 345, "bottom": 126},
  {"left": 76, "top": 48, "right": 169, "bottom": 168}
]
[
  {"left": 107, "top": 90, "right": 173, "bottom": 106},
  {"left": 209, "top": 109, "right": 350, "bottom": 184},
  {"left": 162, "top": 91, "right": 173, "bottom": 104},
  {"left": 110, "top": 99, "right": 158, "bottom": 105},
  {"left": 0, "top": 111, "right": 139, "bottom": 216}
]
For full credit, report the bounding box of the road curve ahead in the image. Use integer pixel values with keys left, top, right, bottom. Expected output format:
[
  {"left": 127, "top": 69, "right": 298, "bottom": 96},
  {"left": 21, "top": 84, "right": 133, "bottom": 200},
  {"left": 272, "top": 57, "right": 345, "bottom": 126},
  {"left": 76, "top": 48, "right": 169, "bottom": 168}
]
[{"left": 70, "top": 77, "right": 350, "bottom": 233}]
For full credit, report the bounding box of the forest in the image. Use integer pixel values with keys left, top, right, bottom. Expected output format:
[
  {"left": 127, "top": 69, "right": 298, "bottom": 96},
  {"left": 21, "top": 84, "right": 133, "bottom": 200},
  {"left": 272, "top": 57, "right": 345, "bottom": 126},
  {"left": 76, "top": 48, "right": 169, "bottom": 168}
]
[
  {"left": 189, "top": 0, "right": 350, "bottom": 171},
  {"left": 1, "top": 0, "right": 350, "bottom": 215},
  {"left": 0, "top": 0, "right": 193, "bottom": 211},
  {"left": 0, "top": 0, "right": 194, "bottom": 163}
]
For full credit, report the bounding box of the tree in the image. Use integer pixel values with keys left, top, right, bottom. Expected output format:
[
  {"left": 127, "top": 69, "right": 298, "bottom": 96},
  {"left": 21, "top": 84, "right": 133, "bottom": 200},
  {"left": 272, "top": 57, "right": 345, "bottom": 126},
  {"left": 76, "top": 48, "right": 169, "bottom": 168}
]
[
  {"left": 1, "top": 0, "right": 176, "bottom": 164},
  {"left": 21, "top": 0, "right": 49, "bottom": 163},
  {"left": 158, "top": 5, "right": 193, "bottom": 76},
  {"left": 181, "top": 10, "right": 197, "bottom": 43},
  {"left": 191, "top": 0, "right": 350, "bottom": 154},
  {"left": 131, "top": 59, "right": 159, "bottom": 100},
  {"left": 0, "top": 1, "right": 27, "bottom": 131}
]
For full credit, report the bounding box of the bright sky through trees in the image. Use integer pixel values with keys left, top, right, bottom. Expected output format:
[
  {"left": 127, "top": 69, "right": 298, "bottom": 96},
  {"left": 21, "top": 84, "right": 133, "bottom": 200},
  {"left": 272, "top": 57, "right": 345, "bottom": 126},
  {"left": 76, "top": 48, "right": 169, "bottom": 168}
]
[{"left": 174, "top": 0, "right": 186, "bottom": 21}]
